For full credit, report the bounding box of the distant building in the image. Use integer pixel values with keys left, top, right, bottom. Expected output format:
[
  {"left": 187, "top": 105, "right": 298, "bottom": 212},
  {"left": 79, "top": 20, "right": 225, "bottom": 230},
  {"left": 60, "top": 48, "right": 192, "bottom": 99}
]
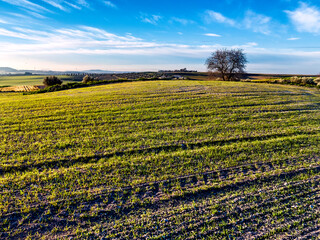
[
  {"left": 158, "top": 68, "right": 197, "bottom": 73},
  {"left": 173, "top": 75, "right": 187, "bottom": 80}
]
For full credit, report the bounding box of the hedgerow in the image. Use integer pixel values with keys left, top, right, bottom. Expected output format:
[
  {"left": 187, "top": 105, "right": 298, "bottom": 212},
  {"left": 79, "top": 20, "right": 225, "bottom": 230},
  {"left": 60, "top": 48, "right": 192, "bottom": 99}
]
[
  {"left": 23, "top": 78, "right": 173, "bottom": 95},
  {"left": 243, "top": 76, "right": 320, "bottom": 89},
  {"left": 24, "top": 79, "right": 133, "bottom": 95}
]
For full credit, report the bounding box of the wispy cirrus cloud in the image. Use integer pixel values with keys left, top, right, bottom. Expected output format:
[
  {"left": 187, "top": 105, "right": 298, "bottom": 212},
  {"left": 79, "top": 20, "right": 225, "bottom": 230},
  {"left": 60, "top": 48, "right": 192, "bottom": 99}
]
[
  {"left": 204, "top": 10, "right": 236, "bottom": 26},
  {"left": 103, "top": 1, "right": 117, "bottom": 9},
  {"left": 170, "top": 17, "right": 195, "bottom": 25},
  {"left": 76, "top": 0, "right": 89, "bottom": 8},
  {"left": 42, "top": 0, "right": 67, "bottom": 11},
  {"left": 243, "top": 10, "right": 271, "bottom": 35},
  {"left": 0, "top": 28, "right": 33, "bottom": 39},
  {"left": 287, "top": 37, "right": 300, "bottom": 41},
  {"left": 64, "top": 1, "right": 81, "bottom": 10},
  {"left": 285, "top": 2, "right": 320, "bottom": 34},
  {"left": 25, "top": 10, "right": 47, "bottom": 19},
  {"left": 0, "top": 25, "right": 151, "bottom": 53},
  {"left": 6, "top": 12, "right": 47, "bottom": 26},
  {"left": 140, "top": 14, "right": 162, "bottom": 25},
  {"left": 0, "top": 25, "right": 259, "bottom": 57},
  {"left": 0, "top": 18, "right": 8, "bottom": 24},
  {"left": 204, "top": 9, "right": 274, "bottom": 35},
  {"left": 0, "top": 0, "right": 51, "bottom": 13},
  {"left": 1, "top": 25, "right": 319, "bottom": 74},
  {"left": 204, "top": 33, "right": 221, "bottom": 37}
]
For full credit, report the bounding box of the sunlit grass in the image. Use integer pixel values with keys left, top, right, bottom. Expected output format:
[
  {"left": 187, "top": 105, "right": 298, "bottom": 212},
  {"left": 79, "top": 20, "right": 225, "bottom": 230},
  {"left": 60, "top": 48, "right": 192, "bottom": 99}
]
[
  {"left": 0, "top": 75, "right": 76, "bottom": 87},
  {"left": 1, "top": 80, "right": 320, "bottom": 239}
]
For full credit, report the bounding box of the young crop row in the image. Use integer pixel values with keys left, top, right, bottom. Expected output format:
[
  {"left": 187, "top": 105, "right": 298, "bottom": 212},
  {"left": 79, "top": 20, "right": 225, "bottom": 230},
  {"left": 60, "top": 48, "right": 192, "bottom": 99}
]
[
  {"left": 3, "top": 160, "right": 320, "bottom": 239},
  {"left": 1, "top": 80, "right": 320, "bottom": 239},
  {"left": 92, "top": 170, "right": 320, "bottom": 239}
]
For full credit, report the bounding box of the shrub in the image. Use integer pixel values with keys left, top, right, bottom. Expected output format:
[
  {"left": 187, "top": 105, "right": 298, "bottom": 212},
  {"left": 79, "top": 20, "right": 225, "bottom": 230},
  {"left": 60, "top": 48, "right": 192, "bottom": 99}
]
[
  {"left": 301, "top": 77, "right": 314, "bottom": 85},
  {"left": 284, "top": 79, "right": 291, "bottom": 84},
  {"left": 46, "top": 85, "right": 62, "bottom": 91},
  {"left": 290, "top": 76, "right": 301, "bottom": 84},
  {"left": 314, "top": 78, "right": 320, "bottom": 84},
  {"left": 43, "top": 76, "right": 63, "bottom": 87},
  {"left": 82, "top": 75, "right": 94, "bottom": 84}
]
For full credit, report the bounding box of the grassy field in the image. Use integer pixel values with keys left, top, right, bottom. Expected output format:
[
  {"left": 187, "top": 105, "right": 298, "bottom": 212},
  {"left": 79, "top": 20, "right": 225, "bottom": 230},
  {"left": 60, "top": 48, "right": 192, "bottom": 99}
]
[
  {"left": 0, "top": 75, "right": 76, "bottom": 87},
  {"left": 1, "top": 80, "right": 320, "bottom": 239}
]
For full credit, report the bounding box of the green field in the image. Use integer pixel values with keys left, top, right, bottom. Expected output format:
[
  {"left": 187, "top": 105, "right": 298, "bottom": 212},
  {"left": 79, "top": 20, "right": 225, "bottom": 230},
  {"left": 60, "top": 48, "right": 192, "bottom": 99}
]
[
  {"left": 1, "top": 80, "right": 320, "bottom": 239},
  {"left": 0, "top": 75, "right": 76, "bottom": 87}
]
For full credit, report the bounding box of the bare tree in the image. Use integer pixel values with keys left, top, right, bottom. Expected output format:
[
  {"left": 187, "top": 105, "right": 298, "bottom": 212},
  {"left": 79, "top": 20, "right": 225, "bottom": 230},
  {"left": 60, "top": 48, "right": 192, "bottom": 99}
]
[{"left": 205, "top": 49, "right": 247, "bottom": 81}]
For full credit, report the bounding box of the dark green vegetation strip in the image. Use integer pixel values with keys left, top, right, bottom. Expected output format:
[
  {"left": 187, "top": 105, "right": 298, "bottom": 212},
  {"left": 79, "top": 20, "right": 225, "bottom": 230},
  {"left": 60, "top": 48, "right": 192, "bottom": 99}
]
[{"left": 1, "top": 81, "right": 320, "bottom": 239}]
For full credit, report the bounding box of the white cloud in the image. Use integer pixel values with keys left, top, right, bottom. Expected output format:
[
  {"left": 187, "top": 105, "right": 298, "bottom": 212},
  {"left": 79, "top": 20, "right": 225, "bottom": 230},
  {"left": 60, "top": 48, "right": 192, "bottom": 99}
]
[
  {"left": 76, "top": 0, "right": 89, "bottom": 8},
  {"left": 1, "top": 25, "right": 320, "bottom": 74},
  {"left": 286, "top": 3, "right": 320, "bottom": 34},
  {"left": 64, "top": 1, "right": 81, "bottom": 10},
  {"left": 42, "top": 0, "right": 67, "bottom": 11},
  {"left": 243, "top": 10, "right": 271, "bottom": 35},
  {"left": 63, "top": 2, "right": 78, "bottom": 9},
  {"left": 204, "top": 33, "right": 221, "bottom": 37},
  {"left": 0, "top": 25, "right": 265, "bottom": 61},
  {"left": 246, "top": 42, "right": 258, "bottom": 47},
  {"left": 5, "top": 12, "right": 48, "bottom": 26},
  {"left": 0, "top": 25, "right": 219, "bottom": 58},
  {"left": 204, "top": 10, "right": 275, "bottom": 35},
  {"left": 0, "top": 26, "right": 160, "bottom": 53},
  {"left": 0, "top": 0, "right": 51, "bottom": 13},
  {"left": 205, "top": 10, "right": 236, "bottom": 26},
  {"left": 103, "top": 1, "right": 117, "bottom": 8},
  {"left": 0, "top": 28, "right": 32, "bottom": 39},
  {"left": 25, "top": 10, "right": 47, "bottom": 19},
  {"left": 287, "top": 37, "right": 300, "bottom": 40},
  {"left": 0, "top": 19, "right": 7, "bottom": 24},
  {"left": 141, "top": 14, "right": 162, "bottom": 25},
  {"left": 170, "top": 17, "right": 194, "bottom": 25}
]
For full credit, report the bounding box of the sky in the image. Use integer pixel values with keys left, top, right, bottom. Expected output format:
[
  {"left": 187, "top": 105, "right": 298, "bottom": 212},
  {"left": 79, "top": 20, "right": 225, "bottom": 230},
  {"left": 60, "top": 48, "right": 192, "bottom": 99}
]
[{"left": 0, "top": 0, "right": 320, "bottom": 73}]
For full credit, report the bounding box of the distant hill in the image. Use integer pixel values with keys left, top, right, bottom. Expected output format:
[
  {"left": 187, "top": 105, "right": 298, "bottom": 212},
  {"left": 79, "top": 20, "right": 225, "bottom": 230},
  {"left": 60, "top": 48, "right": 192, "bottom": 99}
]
[
  {"left": 0, "top": 67, "right": 18, "bottom": 73},
  {"left": 84, "top": 69, "right": 120, "bottom": 74},
  {"left": 0, "top": 67, "right": 123, "bottom": 75}
]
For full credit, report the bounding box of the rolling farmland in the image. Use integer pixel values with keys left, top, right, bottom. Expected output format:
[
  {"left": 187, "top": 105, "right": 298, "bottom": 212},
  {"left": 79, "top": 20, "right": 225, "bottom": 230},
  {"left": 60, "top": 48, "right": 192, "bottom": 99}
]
[
  {"left": 1, "top": 80, "right": 320, "bottom": 239},
  {"left": 0, "top": 75, "right": 76, "bottom": 87}
]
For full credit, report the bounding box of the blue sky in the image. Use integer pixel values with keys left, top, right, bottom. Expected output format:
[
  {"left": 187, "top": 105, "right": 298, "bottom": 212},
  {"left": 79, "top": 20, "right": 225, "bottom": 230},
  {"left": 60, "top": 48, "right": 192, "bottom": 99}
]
[{"left": 0, "top": 0, "right": 320, "bottom": 73}]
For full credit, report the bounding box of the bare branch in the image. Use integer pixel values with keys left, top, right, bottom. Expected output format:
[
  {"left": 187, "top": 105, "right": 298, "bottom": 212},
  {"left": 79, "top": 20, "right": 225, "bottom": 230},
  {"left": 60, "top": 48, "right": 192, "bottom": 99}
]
[{"left": 205, "top": 49, "right": 248, "bottom": 81}]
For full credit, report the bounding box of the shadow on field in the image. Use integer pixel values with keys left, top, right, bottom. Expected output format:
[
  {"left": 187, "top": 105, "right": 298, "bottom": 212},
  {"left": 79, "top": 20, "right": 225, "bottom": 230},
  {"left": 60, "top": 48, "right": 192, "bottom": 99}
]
[{"left": 0, "top": 131, "right": 317, "bottom": 175}]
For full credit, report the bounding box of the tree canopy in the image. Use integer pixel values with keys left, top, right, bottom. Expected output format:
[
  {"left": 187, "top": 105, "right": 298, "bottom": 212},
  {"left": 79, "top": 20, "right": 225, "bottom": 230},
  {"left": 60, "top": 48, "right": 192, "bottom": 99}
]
[
  {"left": 43, "top": 76, "right": 63, "bottom": 87},
  {"left": 206, "top": 49, "right": 247, "bottom": 81}
]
